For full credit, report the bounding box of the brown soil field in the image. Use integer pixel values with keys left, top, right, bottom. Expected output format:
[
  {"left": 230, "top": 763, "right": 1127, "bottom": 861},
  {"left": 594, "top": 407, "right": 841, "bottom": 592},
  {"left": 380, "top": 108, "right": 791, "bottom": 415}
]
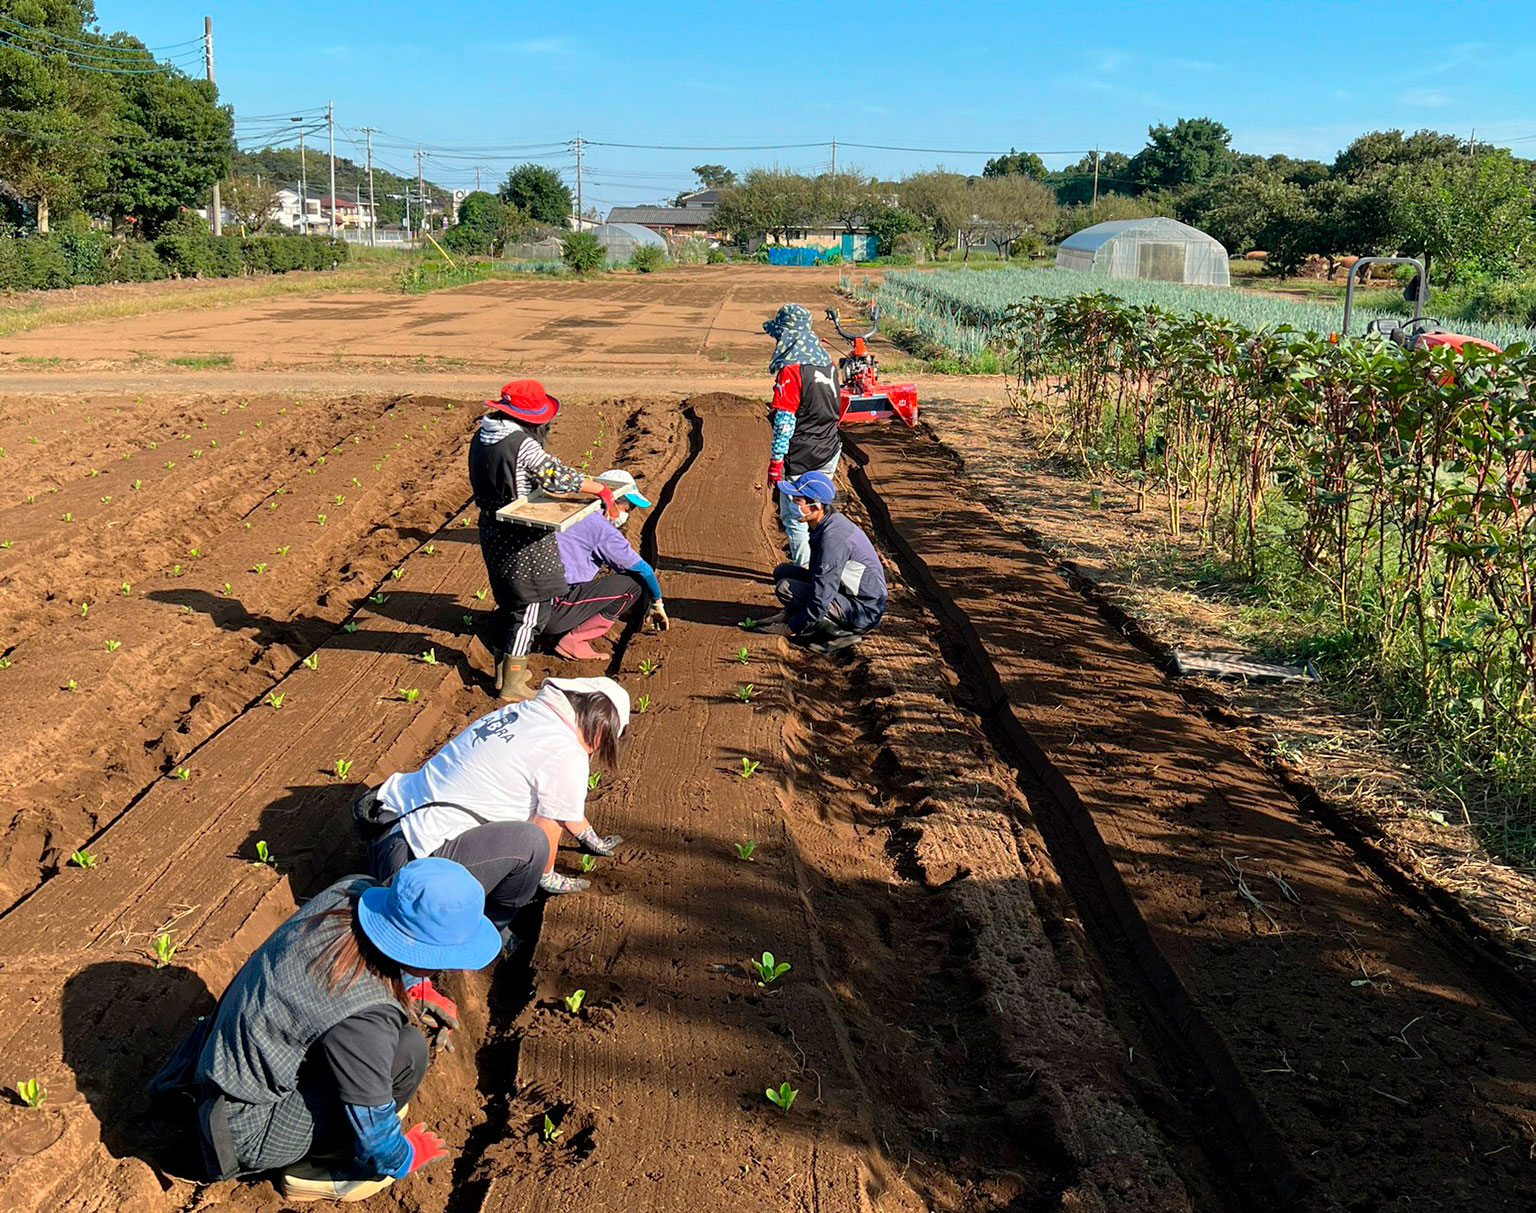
[{"left": 1, "top": 269, "right": 1534, "bottom": 1213}]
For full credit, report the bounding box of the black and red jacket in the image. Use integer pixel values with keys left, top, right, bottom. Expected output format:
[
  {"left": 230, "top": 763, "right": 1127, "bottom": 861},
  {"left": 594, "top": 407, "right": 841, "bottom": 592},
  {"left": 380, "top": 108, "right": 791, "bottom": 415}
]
[{"left": 772, "top": 363, "right": 842, "bottom": 475}]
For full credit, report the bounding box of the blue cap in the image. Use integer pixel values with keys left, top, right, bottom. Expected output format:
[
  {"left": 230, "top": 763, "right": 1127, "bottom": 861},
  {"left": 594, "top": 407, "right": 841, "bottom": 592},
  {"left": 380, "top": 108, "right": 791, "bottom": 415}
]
[
  {"left": 357, "top": 858, "right": 501, "bottom": 971},
  {"left": 777, "top": 470, "right": 836, "bottom": 504}
]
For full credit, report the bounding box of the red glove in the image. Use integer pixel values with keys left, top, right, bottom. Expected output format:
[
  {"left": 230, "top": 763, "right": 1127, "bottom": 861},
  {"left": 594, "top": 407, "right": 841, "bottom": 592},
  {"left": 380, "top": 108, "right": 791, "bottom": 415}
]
[
  {"left": 596, "top": 485, "right": 619, "bottom": 519},
  {"left": 404, "top": 1122, "right": 448, "bottom": 1173},
  {"left": 407, "top": 978, "right": 459, "bottom": 1053},
  {"left": 766, "top": 459, "right": 784, "bottom": 486}
]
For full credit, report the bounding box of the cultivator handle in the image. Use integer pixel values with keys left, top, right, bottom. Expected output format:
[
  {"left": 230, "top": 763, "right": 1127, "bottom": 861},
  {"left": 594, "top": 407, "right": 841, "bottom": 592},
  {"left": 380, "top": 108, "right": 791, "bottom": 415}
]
[{"left": 826, "top": 306, "right": 879, "bottom": 343}]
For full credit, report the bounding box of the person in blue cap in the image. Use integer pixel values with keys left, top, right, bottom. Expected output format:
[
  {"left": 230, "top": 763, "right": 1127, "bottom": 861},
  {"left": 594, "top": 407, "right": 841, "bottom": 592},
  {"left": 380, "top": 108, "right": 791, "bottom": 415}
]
[
  {"left": 544, "top": 467, "right": 670, "bottom": 661},
  {"left": 753, "top": 470, "right": 887, "bottom": 653},
  {"left": 148, "top": 858, "right": 501, "bottom": 1203}
]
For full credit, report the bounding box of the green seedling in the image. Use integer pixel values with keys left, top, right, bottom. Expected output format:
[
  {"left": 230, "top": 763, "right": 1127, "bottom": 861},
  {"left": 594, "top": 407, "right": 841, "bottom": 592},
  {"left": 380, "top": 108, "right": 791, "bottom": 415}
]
[
  {"left": 0, "top": 657, "right": 11, "bottom": 669},
  {"left": 474, "top": 587, "right": 488, "bottom": 601},
  {"left": 587, "top": 772, "right": 602, "bottom": 791},
  {"left": 24, "top": 495, "right": 34, "bottom": 504},
  {"left": 739, "top": 617, "right": 757, "bottom": 630},
  {"left": 191, "top": 450, "right": 201, "bottom": 459},
  {"left": 459, "top": 517, "right": 471, "bottom": 527},
  {"left": 423, "top": 544, "right": 435, "bottom": 555},
  {"left": 163, "top": 462, "right": 174, "bottom": 470},
  {"left": 65, "top": 678, "right": 77, "bottom": 692},
  {"left": 78, "top": 602, "right": 89, "bottom": 618},
  {"left": 171, "top": 766, "right": 190, "bottom": 781},
  {"left": 580, "top": 854, "right": 596, "bottom": 873},
  {"left": 148, "top": 440, "right": 157, "bottom": 449},
  {"left": 0, "top": 541, "right": 10, "bottom": 550},
  {"left": 276, "top": 545, "right": 290, "bottom": 556},
  {"left": 370, "top": 592, "right": 389, "bottom": 605},
  {"left": 390, "top": 567, "right": 404, "bottom": 580},
  {"left": 252, "top": 563, "right": 268, "bottom": 575},
  {"left": 541, "top": 1114, "right": 562, "bottom": 1143},
  {"left": 334, "top": 758, "right": 353, "bottom": 779},
  {"left": 635, "top": 694, "right": 651, "bottom": 714},
  {"left": 265, "top": 691, "right": 285, "bottom": 709},
  {"left": 316, "top": 513, "right": 327, "bottom": 526},
  {"left": 735, "top": 683, "right": 755, "bottom": 702},
  {"left": 69, "top": 849, "right": 96, "bottom": 869},
  {"left": 399, "top": 688, "right": 420, "bottom": 704},
  {"left": 62, "top": 511, "right": 73, "bottom": 522},
  {"left": 254, "top": 840, "right": 275, "bottom": 867},
  {"left": 152, "top": 933, "right": 176, "bottom": 968},
  {"left": 105, "top": 639, "right": 121, "bottom": 652},
  {"left": 736, "top": 646, "right": 750, "bottom": 664},
  {"left": 334, "top": 494, "right": 345, "bottom": 505},
  {"left": 15, "top": 1079, "right": 46, "bottom": 1109},
  {"left": 222, "top": 583, "right": 232, "bottom": 596},
  {"left": 765, "top": 1082, "right": 798, "bottom": 1113},
  {"left": 88, "top": 467, "right": 99, "bottom": 477},
  {"left": 302, "top": 653, "right": 319, "bottom": 671},
  {"left": 351, "top": 477, "right": 361, "bottom": 488},
  {"left": 244, "top": 522, "right": 252, "bottom": 530},
  {"left": 739, "top": 757, "right": 761, "bottom": 779},
  {"left": 461, "top": 614, "right": 474, "bottom": 628},
  {"left": 121, "top": 582, "right": 132, "bottom": 595},
  {"left": 343, "top": 621, "right": 359, "bottom": 633},
  {"left": 170, "top": 564, "right": 182, "bottom": 577},
  {"left": 638, "top": 658, "right": 659, "bottom": 677},
  {"left": 418, "top": 649, "right": 437, "bottom": 665},
  {"left": 563, "top": 989, "right": 586, "bottom": 1014},
  {"left": 750, "top": 951, "right": 790, "bottom": 985},
  {"left": 735, "top": 839, "right": 757, "bottom": 861},
  {"left": 131, "top": 479, "right": 141, "bottom": 491}
]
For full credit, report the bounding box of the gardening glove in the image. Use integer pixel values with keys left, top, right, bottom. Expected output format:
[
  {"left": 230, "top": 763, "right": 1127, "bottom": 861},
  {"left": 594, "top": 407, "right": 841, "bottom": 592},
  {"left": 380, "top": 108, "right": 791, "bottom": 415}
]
[
  {"left": 766, "top": 459, "right": 784, "bottom": 487},
  {"left": 576, "top": 826, "right": 622, "bottom": 856},
  {"left": 403, "top": 1123, "right": 449, "bottom": 1174},
  {"left": 539, "top": 871, "right": 591, "bottom": 894},
  {"left": 646, "top": 599, "right": 670, "bottom": 632},
  {"left": 596, "top": 485, "right": 621, "bottom": 520},
  {"left": 406, "top": 978, "right": 459, "bottom": 1054}
]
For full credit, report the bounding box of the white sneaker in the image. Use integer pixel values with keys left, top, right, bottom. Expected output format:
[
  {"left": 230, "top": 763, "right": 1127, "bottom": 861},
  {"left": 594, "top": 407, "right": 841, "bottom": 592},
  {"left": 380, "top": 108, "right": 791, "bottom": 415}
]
[{"left": 279, "top": 1162, "right": 395, "bottom": 1203}]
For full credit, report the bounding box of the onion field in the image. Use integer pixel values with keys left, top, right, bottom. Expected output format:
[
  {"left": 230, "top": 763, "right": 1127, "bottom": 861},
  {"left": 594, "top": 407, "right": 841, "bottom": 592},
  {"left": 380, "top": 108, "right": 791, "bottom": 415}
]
[{"left": 846, "top": 266, "right": 1533, "bottom": 353}]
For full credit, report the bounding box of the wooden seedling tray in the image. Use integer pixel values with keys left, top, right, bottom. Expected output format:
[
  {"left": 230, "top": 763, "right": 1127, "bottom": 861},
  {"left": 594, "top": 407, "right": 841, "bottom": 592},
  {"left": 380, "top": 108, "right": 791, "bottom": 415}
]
[{"left": 495, "top": 475, "right": 630, "bottom": 531}]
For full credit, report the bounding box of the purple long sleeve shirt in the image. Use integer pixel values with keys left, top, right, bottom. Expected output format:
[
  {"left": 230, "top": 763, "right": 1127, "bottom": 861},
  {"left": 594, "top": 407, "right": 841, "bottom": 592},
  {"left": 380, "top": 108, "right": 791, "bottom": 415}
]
[{"left": 555, "top": 514, "right": 662, "bottom": 598}]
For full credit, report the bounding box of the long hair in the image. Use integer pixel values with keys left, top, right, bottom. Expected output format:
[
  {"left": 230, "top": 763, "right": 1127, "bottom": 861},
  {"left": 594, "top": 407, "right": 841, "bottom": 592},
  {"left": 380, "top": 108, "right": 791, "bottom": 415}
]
[
  {"left": 304, "top": 892, "right": 409, "bottom": 1006},
  {"left": 564, "top": 689, "right": 621, "bottom": 769}
]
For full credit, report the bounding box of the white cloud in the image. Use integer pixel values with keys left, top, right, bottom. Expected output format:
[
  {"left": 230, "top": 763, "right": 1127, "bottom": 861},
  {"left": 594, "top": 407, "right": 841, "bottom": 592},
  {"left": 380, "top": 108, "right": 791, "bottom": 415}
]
[{"left": 1400, "top": 87, "right": 1451, "bottom": 108}]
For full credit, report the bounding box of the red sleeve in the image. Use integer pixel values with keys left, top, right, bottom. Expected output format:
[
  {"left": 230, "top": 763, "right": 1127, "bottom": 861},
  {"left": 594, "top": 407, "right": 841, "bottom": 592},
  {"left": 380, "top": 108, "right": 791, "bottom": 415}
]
[{"left": 771, "top": 365, "right": 803, "bottom": 413}]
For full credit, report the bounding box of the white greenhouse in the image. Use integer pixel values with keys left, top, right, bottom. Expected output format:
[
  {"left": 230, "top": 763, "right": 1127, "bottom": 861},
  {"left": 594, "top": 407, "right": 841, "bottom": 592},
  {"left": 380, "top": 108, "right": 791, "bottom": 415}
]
[{"left": 1056, "top": 217, "right": 1230, "bottom": 286}]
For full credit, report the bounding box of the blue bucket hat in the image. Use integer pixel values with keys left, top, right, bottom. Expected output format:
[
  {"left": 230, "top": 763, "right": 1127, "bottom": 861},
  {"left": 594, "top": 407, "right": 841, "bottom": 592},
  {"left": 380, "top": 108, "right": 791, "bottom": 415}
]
[
  {"left": 357, "top": 858, "right": 501, "bottom": 971},
  {"left": 777, "top": 469, "right": 836, "bottom": 504}
]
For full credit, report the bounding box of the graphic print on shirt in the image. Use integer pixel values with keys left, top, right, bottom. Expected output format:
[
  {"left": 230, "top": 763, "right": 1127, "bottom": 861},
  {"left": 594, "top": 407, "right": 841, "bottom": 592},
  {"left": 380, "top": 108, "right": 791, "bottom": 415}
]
[{"left": 470, "top": 707, "right": 526, "bottom": 747}]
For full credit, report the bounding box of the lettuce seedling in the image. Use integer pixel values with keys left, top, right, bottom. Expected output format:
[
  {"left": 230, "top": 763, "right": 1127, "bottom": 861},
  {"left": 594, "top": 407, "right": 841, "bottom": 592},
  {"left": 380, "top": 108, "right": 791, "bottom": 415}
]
[
  {"left": 335, "top": 758, "right": 353, "bottom": 779},
  {"left": 750, "top": 951, "right": 790, "bottom": 985},
  {"left": 69, "top": 849, "right": 96, "bottom": 869},
  {"left": 276, "top": 545, "right": 290, "bottom": 556},
  {"left": 370, "top": 592, "right": 388, "bottom": 605},
  {"left": 65, "top": 679, "right": 77, "bottom": 692},
  {"left": 316, "top": 514, "right": 327, "bottom": 526},
  {"left": 390, "top": 568, "right": 403, "bottom": 580},
  {"left": 736, "top": 646, "right": 750, "bottom": 664},
  {"left": 765, "top": 1082, "right": 798, "bottom": 1113},
  {"left": 121, "top": 582, "right": 132, "bottom": 594},
  {"left": 474, "top": 587, "right": 488, "bottom": 601},
  {"left": 635, "top": 694, "right": 651, "bottom": 714},
  {"left": 342, "top": 620, "right": 359, "bottom": 634},
  {"left": 423, "top": 544, "right": 435, "bottom": 555},
  {"left": 563, "top": 989, "right": 585, "bottom": 1014},
  {"left": 105, "top": 639, "right": 121, "bottom": 652},
  {"left": 739, "top": 758, "right": 760, "bottom": 779},
  {"left": 171, "top": 767, "right": 190, "bottom": 781},
  {"left": 78, "top": 602, "right": 88, "bottom": 618},
  {"left": 735, "top": 683, "right": 754, "bottom": 702},
  {"left": 580, "top": 854, "right": 596, "bottom": 873},
  {"left": 587, "top": 772, "right": 601, "bottom": 791},
  {"left": 639, "top": 658, "right": 659, "bottom": 677},
  {"left": 399, "top": 688, "right": 420, "bottom": 704},
  {"left": 419, "top": 649, "right": 437, "bottom": 665},
  {"left": 153, "top": 934, "right": 176, "bottom": 968},
  {"left": 254, "top": 840, "right": 275, "bottom": 867},
  {"left": 735, "top": 840, "right": 757, "bottom": 861},
  {"left": 541, "top": 1114, "right": 562, "bottom": 1143},
  {"left": 265, "top": 691, "right": 285, "bottom": 709},
  {"left": 15, "top": 1079, "right": 46, "bottom": 1108},
  {"left": 739, "top": 617, "right": 757, "bottom": 630},
  {"left": 302, "top": 653, "right": 319, "bottom": 670},
  {"left": 252, "top": 563, "right": 267, "bottom": 575}
]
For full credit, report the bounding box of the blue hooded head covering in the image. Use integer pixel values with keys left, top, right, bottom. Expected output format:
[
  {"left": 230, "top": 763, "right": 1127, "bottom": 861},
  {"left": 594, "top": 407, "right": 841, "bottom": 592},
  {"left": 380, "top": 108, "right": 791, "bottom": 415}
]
[{"left": 764, "top": 303, "right": 831, "bottom": 374}]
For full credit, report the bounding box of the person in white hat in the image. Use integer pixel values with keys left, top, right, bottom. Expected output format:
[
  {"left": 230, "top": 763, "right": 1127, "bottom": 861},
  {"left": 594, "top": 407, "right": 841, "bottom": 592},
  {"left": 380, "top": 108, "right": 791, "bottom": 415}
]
[
  {"left": 544, "top": 467, "right": 670, "bottom": 661},
  {"left": 362, "top": 677, "right": 630, "bottom": 899}
]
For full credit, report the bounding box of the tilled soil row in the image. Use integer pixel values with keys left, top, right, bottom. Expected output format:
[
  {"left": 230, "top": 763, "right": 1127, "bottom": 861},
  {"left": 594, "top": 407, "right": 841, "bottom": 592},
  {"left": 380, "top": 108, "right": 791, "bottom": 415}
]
[
  {"left": 845, "top": 424, "right": 1536, "bottom": 1212},
  {"left": 0, "top": 391, "right": 479, "bottom": 909}
]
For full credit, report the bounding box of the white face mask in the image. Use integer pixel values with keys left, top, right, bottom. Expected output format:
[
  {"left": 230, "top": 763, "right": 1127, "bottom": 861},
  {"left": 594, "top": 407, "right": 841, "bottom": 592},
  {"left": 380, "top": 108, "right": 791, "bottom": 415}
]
[{"left": 612, "top": 509, "right": 630, "bottom": 530}]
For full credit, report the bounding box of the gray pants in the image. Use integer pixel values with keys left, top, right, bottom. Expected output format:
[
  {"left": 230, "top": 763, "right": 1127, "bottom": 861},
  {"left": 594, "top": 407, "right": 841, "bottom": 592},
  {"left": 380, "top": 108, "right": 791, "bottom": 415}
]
[
  {"left": 778, "top": 450, "right": 841, "bottom": 567},
  {"left": 368, "top": 820, "right": 550, "bottom": 937}
]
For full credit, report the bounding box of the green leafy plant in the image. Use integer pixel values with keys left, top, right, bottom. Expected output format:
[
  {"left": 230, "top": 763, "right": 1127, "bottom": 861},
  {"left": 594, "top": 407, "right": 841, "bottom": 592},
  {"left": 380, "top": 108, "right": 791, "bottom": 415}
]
[
  {"left": 765, "top": 1082, "right": 798, "bottom": 1113},
  {"left": 121, "top": 581, "right": 132, "bottom": 595},
  {"left": 152, "top": 933, "right": 176, "bottom": 968},
  {"left": 739, "top": 757, "right": 760, "bottom": 779},
  {"left": 316, "top": 513, "right": 327, "bottom": 526},
  {"left": 251, "top": 562, "right": 267, "bottom": 575},
  {"left": 474, "top": 587, "right": 488, "bottom": 601},
  {"left": 635, "top": 693, "right": 651, "bottom": 713},
  {"left": 638, "top": 658, "right": 659, "bottom": 677},
  {"left": 390, "top": 567, "right": 404, "bottom": 581},
  {"left": 334, "top": 758, "right": 354, "bottom": 779},
  {"left": 423, "top": 544, "right": 436, "bottom": 555},
  {"left": 302, "top": 653, "right": 319, "bottom": 671},
  {"left": 64, "top": 678, "right": 77, "bottom": 692},
  {"left": 418, "top": 648, "right": 437, "bottom": 665},
  {"left": 276, "top": 545, "right": 290, "bottom": 556},
  {"left": 265, "top": 691, "right": 285, "bottom": 709},
  {"left": 735, "top": 683, "right": 755, "bottom": 702},
  {"left": 739, "top": 617, "right": 756, "bottom": 630},
  {"left": 254, "top": 840, "right": 275, "bottom": 867},
  {"left": 0, "top": 540, "right": 11, "bottom": 550},
  {"left": 399, "top": 688, "right": 420, "bottom": 703},
  {"left": 131, "top": 479, "right": 142, "bottom": 491},
  {"left": 78, "top": 602, "right": 89, "bottom": 618},
  {"left": 15, "top": 1078, "right": 46, "bottom": 1108},
  {"left": 750, "top": 951, "right": 790, "bottom": 985},
  {"left": 736, "top": 646, "right": 750, "bottom": 664},
  {"left": 171, "top": 766, "right": 190, "bottom": 781},
  {"left": 69, "top": 849, "right": 96, "bottom": 869},
  {"left": 105, "top": 639, "right": 121, "bottom": 652},
  {"left": 334, "top": 494, "right": 345, "bottom": 506},
  {"left": 735, "top": 839, "right": 758, "bottom": 861},
  {"left": 461, "top": 614, "right": 474, "bottom": 628},
  {"left": 0, "top": 657, "right": 11, "bottom": 670},
  {"left": 541, "top": 1113, "right": 563, "bottom": 1143},
  {"left": 370, "top": 592, "right": 388, "bottom": 605},
  {"left": 562, "top": 989, "right": 586, "bottom": 1014},
  {"left": 222, "top": 582, "right": 232, "bottom": 596},
  {"left": 343, "top": 621, "right": 359, "bottom": 633},
  {"left": 587, "top": 772, "right": 602, "bottom": 791},
  {"left": 580, "top": 854, "right": 596, "bottom": 873}
]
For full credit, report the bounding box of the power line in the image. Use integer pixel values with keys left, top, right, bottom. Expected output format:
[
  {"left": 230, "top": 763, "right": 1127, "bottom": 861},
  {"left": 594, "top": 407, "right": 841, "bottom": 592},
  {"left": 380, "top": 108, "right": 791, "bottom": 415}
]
[{"left": 0, "top": 12, "right": 202, "bottom": 56}]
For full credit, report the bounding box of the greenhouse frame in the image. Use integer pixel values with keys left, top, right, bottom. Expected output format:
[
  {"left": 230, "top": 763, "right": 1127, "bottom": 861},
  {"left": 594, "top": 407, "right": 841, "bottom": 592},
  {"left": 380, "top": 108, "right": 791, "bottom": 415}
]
[{"left": 1056, "top": 217, "right": 1230, "bottom": 286}]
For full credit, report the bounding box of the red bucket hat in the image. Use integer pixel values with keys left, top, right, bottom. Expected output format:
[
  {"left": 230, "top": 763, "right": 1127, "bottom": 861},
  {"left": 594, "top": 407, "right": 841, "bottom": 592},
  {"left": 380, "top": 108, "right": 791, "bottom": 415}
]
[{"left": 487, "top": 380, "right": 560, "bottom": 425}]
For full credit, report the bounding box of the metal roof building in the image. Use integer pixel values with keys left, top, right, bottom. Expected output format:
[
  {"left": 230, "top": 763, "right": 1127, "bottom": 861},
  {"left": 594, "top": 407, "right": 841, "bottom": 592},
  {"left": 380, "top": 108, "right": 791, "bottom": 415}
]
[{"left": 1056, "top": 217, "right": 1230, "bottom": 286}]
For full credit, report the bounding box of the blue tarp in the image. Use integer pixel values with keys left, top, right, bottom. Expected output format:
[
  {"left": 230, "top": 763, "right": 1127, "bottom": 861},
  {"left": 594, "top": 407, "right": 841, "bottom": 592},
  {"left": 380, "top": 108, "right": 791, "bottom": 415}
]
[{"left": 767, "top": 247, "right": 820, "bottom": 267}]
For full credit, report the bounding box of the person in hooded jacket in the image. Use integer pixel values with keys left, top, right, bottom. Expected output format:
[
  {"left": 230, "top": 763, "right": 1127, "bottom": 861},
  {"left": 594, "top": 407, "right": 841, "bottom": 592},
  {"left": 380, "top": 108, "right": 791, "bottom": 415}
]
[
  {"left": 468, "top": 380, "right": 621, "bottom": 701},
  {"left": 762, "top": 304, "right": 841, "bottom": 567}
]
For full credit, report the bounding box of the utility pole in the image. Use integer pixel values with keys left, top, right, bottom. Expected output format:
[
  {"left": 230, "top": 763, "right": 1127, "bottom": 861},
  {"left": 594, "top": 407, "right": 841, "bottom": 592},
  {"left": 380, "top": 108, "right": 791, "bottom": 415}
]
[
  {"left": 204, "top": 17, "right": 221, "bottom": 234},
  {"left": 292, "top": 117, "right": 308, "bottom": 235},
  {"left": 360, "top": 126, "right": 377, "bottom": 247},
  {"left": 574, "top": 135, "right": 583, "bottom": 227},
  {"left": 830, "top": 138, "right": 837, "bottom": 177},
  {"left": 475, "top": 165, "right": 483, "bottom": 193},
  {"left": 414, "top": 148, "right": 425, "bottom": 241},
  {"left": 327, "top": 100, "right": 337, "bottom": 236},
  {"left": 1092, "top": 148, "right": 1100, "bottom": 206},
  {"left": 1469, "top": 128, "right": 1477, "bottom": 156}
]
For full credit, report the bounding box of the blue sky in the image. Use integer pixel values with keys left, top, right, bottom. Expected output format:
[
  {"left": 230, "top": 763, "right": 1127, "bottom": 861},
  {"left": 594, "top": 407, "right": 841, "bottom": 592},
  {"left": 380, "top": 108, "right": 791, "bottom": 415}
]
[{"left": 98, "top": 0, "right": 1536, "bottom": 208}]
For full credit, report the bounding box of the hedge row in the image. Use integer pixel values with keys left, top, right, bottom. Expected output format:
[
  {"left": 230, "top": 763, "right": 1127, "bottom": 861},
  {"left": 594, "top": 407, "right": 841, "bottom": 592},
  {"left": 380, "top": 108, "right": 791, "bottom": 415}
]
[{"left": 0, "top": 230, "right": 350, "bottom": 292}]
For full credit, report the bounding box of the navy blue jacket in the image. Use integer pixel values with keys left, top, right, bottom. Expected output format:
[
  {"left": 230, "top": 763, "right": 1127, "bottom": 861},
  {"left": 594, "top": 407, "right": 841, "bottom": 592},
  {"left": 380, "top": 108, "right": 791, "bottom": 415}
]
[{"left": 791, "top": 510, "right": 887, "bottom": 634}]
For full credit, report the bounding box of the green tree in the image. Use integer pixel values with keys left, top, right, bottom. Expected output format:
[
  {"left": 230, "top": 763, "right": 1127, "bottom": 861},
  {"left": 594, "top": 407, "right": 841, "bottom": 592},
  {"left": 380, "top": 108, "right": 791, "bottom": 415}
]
[
  {"left": 714, "top": 169, "right": 815, "bottom": 244},
  {"left": 975, "top": 174, "right": 1057, "bottom": 258},
  {"left": 814, "top": 170, "right": 874, "bottom": 233},
  {"left": 1050, "top": 151, "right": 1133, "bottom": 205},
  {"left": 690, "top": 163, "right": 736, "bottom": 189},
  {"left": 1387, "top": 151, "right": 1532, "bottom": 283},
  {"left": 899, "top": 170, "right": 971, "bottom": 254},
  {"left": 500, "top": 163, "right": 572, "bottom": 227},
  {"left": 444, "top": 190, "right": 531, "bottom": 256},
  {"left": 1128, "top": 117, "right": 1234, "bottom": 192},
  {"left": 221, "top": 174, "right": 278, "bottom": 232},
  {"left": 560, "top": 230, "right": 603, "bottom": 274},
  {"left": 866, "top": 203, "right": 925, "bottom": 256},
  {"left": 982, "top": 148, "right": 1047, "bottom": 179},
  {"left": 1332, "top": 129, "right": 1465, "bottom": 182},
  {"left": 1053, "top": 193, "right": 1160, "bottom": 242}
]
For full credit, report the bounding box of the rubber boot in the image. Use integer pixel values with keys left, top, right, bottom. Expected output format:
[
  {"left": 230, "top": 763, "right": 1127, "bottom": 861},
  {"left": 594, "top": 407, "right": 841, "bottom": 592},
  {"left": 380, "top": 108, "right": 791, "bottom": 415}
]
[
  {"left": 491, "top": 646, "right": 505, "bottom": 694},
  {"left": 497, "top": 653, "right": 536, "bottom": 701},
  {"left": 555, "top": 614, "right": 615, "bottom": 661}
]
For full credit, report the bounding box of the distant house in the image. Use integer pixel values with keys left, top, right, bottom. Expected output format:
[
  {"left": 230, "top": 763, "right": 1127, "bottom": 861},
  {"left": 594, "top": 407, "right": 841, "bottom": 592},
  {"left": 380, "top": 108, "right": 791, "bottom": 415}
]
[
  {"left": 270, "top": 186, "right": 375, "bottom": 232},
  {"left": 606, "top": 188, "right": 721, "bottom": 239}
]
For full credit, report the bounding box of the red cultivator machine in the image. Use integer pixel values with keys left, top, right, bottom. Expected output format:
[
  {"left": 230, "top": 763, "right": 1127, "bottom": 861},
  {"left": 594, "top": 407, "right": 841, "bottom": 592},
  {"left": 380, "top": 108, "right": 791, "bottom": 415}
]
[{"left": 825, "top": 306, "right": 919, "bottom": 427}]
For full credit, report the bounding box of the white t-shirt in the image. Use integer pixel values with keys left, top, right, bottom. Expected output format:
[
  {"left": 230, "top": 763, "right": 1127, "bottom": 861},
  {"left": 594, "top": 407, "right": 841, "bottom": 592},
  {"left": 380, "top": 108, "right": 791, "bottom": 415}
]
[{"left": 384, "top": 685, "right": 590, "bottom": 859}]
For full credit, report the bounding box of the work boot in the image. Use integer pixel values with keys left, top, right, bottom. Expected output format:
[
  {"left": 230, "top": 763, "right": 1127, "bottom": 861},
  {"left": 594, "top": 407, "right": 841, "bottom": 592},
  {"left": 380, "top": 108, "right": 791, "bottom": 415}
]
[
  {"left": 555, "top": 615, "right": 616, "bottom": 661},
  {"left": 497, "top": 653, "right": 536, "bottom": 701}
]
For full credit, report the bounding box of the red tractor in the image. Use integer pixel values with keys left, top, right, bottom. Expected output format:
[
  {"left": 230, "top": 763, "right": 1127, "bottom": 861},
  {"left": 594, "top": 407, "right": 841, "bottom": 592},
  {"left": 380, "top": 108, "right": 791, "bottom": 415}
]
[
  {"left": 1336, "top": 256, "right": 1502, "bottom": 355},
  {"left": 824, "top": 306, "right": 919, "bottom": 427}
]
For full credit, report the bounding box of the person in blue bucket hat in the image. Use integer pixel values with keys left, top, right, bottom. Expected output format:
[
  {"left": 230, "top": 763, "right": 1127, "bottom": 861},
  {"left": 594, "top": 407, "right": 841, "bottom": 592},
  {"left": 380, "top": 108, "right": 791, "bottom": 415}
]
[
  {"left": 750, "top": 470, "right": 887, "bottom": 654},
  {"left": 149, "top": 858, "right": 500, "bottom": 1203}
]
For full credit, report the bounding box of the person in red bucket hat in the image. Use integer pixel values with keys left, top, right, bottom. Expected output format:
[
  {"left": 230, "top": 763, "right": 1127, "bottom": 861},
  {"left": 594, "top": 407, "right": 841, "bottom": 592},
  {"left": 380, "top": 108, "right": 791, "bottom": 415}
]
[{"left": 468, "top": 380, "right": 621, "bottom": 700}]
